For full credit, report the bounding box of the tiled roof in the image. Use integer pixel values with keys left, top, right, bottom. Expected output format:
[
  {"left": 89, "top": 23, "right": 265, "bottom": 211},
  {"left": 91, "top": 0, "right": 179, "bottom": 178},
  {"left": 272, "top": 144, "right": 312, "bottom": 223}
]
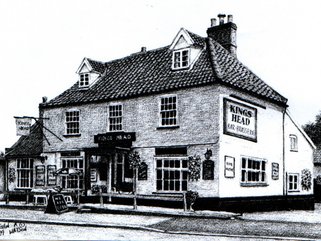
[
  {"left": 87, "top": 58, "right": 105, "bottom": 74},
  {"left": 185, "top": 30, "right": 206, "bottom": 47},
  {"left": 41, "top": 31, "right": 287, "bottom": 108},
  {"left": 5, "top": 122, "right": 43, "bottom": 158},
  {"left": 314, "top": 146, "right": 321, "bottom": 164}
]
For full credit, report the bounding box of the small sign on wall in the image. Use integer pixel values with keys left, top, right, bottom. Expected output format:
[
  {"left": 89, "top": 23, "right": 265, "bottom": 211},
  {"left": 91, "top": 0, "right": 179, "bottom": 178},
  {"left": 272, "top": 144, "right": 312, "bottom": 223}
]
[
  {"left": 223, "top": 98, "right": 257, "bottom": 142},
  {"left": 90, "top": 169, "right": 97, "bottom": 182},
  {"left": 202, "top": 160, "right": 214, "bottom": 180},
  {"left": 272, "top": 162, "right": 279, "bottom": 180},
  {"left": 47, "top": 165, "right": 57, "bottom": 186},
  {"left": 138, "top": 162, "right": 148, "bottom": 181},
  {"left": 224, "top": 156, "right": 235, "bottom": 178},
  {"left": 36, "top": 165, "right": 45, "bottom": 186}
]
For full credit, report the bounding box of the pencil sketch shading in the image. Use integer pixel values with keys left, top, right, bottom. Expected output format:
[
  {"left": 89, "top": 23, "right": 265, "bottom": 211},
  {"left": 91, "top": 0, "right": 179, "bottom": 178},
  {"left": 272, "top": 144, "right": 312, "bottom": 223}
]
[{"left": 0, "top": 12, "right": 317, "bottom": 240}]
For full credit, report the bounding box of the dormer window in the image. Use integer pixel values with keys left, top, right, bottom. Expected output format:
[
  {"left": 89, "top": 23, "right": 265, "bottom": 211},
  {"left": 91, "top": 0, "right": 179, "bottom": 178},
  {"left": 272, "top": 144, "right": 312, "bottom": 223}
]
[
  {"left": 79, "top": 73, "right": 90, "bottom": 87},
  {"left": 172, "top": 49, "right": 190, "bottom": 70}
]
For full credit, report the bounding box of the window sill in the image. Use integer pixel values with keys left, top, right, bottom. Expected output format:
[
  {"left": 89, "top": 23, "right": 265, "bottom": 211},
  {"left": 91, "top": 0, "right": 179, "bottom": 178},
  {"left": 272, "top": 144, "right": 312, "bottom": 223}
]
[
  {"left": 171, "top": 66, "right": 190, "bottom": 71},
  {"left": 290, "top": 149, "right": 298, "bottom": 152},
  {"left": 240, "top": 183, "right": 268, "bottom": 187},
  {"left": 288, "top": 190, "right": 300, "bottom": 193},
  {"left": 157, "top": 126, "right": 180, "bottom": 130},
  {"left": 63, "top": 134, "right": 81, "bottom": 138}
]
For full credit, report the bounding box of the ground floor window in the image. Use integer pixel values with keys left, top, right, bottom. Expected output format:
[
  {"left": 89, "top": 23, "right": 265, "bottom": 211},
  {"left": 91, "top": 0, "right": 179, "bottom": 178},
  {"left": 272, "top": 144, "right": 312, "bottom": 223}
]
[
  {"left": 241, "top": 157, "right": 266, "bottom": 185},
  {"left": 17, "top": 158, "right": 34, "bottom": 188},
  {"left": 156, "top": 157, "right": 188, "bottom": 192},
  {"left": 288, "top": 173, "right": 299, "bottom": 192},
  {"left": 61, "top": 157, "right": 84, "bottom": 189}
]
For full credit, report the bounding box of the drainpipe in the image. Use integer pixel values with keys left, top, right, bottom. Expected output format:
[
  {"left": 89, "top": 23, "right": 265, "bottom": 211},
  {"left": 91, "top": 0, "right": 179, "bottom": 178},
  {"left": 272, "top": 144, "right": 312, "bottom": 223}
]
[{"left": 282, "top": 108, "right": 287, "bottom": 196}]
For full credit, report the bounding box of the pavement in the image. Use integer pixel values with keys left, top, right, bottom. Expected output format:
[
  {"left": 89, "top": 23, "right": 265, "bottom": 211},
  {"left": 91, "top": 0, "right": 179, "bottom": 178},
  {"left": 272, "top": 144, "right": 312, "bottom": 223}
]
[{"left": 0, "top": 201, "right": 320, "bottom": 239}]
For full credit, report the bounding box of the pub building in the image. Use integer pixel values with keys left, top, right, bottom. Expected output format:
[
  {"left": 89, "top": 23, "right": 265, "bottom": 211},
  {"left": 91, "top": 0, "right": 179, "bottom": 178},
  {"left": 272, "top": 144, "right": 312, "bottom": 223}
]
[{"left": 4, "top": 14, "right": 315, "bottom": 212}]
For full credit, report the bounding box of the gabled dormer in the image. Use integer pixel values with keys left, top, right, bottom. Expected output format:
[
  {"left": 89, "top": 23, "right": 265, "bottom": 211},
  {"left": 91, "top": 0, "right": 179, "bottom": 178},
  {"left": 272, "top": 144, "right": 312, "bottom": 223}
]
[
  {"left": 169, "top": 28, "right": 205, "bottom": 71},
  {"left": 76, "top": 58, "right": 105, "bottom": 88}
]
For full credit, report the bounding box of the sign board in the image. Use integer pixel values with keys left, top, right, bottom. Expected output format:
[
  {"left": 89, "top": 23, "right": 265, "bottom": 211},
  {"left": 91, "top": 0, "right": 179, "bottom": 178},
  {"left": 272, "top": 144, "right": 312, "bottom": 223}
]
[
  {"left": 35, "top": 165, "right": 45, "bottom": 186},
  {"left": 202, "top": 160, "right": 214, "bottom": 180},
  {"left": 45, "top": 194, "right": 69, "bottom": 214},
  {"left": 223, "top": 98, "right": 257, "bottom": 142},
  {"left": 47, "top": 165, "right": 57, "bottom": 186},
  {"left": 15, "top": 117, "right": 32, "bottom": 136},
  {"left": 138, "top": 162, "right": 148, "bottom": 180},
  {"left": 272, "top": 162, "right": 279, "bottom": 180},
  {"left": 94, "top": 132, "right": 136, "bottom": 146},
  {"left": 224, "top": 156, "right": 235, "bottom": 178}
]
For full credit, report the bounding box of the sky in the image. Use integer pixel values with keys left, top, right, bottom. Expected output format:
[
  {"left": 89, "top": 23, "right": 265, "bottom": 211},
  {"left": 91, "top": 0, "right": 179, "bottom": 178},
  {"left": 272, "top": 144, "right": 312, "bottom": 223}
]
[{"left": 1, "top": 0, "right": 321, "bottom": 152}]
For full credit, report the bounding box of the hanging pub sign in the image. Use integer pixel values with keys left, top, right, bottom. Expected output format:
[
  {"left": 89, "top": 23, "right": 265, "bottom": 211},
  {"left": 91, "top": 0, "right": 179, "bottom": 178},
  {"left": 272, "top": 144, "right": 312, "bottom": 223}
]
[
  {"left": 223, "top": 98, "right": 257, "bottom": 142},
  {"left": 15, "top": 117, "right": 33, "bottom": 136}
]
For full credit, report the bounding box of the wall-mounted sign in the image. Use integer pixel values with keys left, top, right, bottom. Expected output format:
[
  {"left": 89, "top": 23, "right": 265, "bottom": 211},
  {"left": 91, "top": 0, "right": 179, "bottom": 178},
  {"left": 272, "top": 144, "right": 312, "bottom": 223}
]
[
  {"left": 223, "top": 98, "right": 257, "bottom": 142},
  {"left": 94, "top": 132, "right": 136, "bottom": 147},
  {"left": 15, "top": 117, "right": 32, "bottom": 136},
  {"left": 224, "top": 156, "right": 235, "bottom": 178},
  {"left": 47, "top": 165, "right": 57, "bottom": 186},
  {"left": 272, "top": 162, "right": 279, "bottom": 180},
  {"left": 138, "top": 162, "right": 148, "bottom": 181},
  {"left": 202, "top": 160, "right": 214, "bottom": 180},
  {"left": 35, "top": 165, "right": 45, "bottom": 186},
  {"left": 90, "top": 169, "right": 97, "bottom": 182}
]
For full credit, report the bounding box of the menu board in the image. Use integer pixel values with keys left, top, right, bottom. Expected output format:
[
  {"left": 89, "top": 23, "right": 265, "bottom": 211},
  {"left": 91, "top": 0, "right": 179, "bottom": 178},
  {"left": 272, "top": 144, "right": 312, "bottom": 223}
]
[
  {"left": 45, "top": 194, "right": 69, "bottom": 214},
  {"left": 35, "top": 165, "right": 45, "bottom": 186}
]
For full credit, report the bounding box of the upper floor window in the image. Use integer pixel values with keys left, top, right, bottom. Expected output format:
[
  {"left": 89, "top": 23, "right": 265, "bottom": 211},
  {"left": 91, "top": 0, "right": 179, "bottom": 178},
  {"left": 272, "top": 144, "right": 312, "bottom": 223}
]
[
  {"left": 241, "top": 157, "right": 266, "bottom": 186},
  {"left": 172, "top": 49, "right": 190, "bottom": 70},
  {"left": 290, "top": 134, "right": 298, "bottom": 151},
  {"left": 160, "top": 95, "right": 177, "bottom": 127},
  {"left": 109, "top": 104, "right": 123, "bottom": 132},
  {"left": 65, "top": 111, "right": 80, "bottom": 135},
  {"left": 79, "top": 73, "right": 90, "bottom": 87}
]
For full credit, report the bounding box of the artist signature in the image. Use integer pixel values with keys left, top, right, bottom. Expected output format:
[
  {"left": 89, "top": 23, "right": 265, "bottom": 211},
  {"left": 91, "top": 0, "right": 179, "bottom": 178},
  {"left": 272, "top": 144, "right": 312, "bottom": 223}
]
[{"left": 0, "top": 222, "right": 27, "bottom": 236}]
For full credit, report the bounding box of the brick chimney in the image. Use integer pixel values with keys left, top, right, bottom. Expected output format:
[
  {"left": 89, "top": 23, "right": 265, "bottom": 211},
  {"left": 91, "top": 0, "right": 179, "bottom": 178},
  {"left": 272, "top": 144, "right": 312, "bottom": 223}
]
[{"left": 207, "top": 14, "right": 237, "bottom": 57}]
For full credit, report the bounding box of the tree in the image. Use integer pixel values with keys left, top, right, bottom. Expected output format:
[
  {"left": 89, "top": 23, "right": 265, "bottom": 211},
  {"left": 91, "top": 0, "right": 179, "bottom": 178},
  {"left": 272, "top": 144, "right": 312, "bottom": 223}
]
[{"left": 303, "top": 111, "right": 321, "bottom": 146}]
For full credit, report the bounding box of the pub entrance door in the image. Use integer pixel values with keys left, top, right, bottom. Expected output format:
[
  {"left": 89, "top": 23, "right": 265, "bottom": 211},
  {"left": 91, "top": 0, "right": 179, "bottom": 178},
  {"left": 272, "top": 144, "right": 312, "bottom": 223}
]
[{"left": 108, "top": 151, "right": 133, "bottom": 193}]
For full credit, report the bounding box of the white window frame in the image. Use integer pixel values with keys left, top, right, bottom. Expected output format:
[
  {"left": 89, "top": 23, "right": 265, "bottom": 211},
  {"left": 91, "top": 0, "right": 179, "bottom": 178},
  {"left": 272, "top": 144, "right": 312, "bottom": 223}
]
[
  {"left": 108, "top": 104, "right": 123, "bottom": 132},
  {"left": 17, "top": 158, "right": 34, "bottom": 188},
  {"left": 289, "top": 134, "right": 298, "bottom": 152},
  {"left": 61, "top": 157, "right": 84, "bottom": 190},
  {"left": 155, "top": 157, "right": 188, "bottom": 192},
  {"left": 172, "top": 48, "right": 190, "bottom": 70},
  {"left": 79, "top": 73, "right": 90, "bottom": 87},
  {"left": 65, "top": 110, "right": 80, "bottom": 135},
  {"left": 241, "top": 156, "right": 267, "bottom": 186},
  {"left": 288, "top": 173, "right": 299, "bottom": 192},
  {"left": 159, "top": 95, "right": 178, "bottom": 127}
]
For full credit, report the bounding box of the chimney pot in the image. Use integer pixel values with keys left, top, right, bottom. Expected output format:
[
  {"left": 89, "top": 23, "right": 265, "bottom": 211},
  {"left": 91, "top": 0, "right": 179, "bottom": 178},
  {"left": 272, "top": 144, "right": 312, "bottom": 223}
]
[
  {"left": 141, "top": 47, "right": 146, "bottom": 52},
  {"left": 210, "top": 18, "right": 217, "bottom": 27},
  {"left": 227, "top": 15, "right": 233, "bottom": 23},
  {"left": 217, "top": 14, "right": 226, "bottom": 25},
  {"left": 42, "top": 96, "right": 48, "bottom": 103}
]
